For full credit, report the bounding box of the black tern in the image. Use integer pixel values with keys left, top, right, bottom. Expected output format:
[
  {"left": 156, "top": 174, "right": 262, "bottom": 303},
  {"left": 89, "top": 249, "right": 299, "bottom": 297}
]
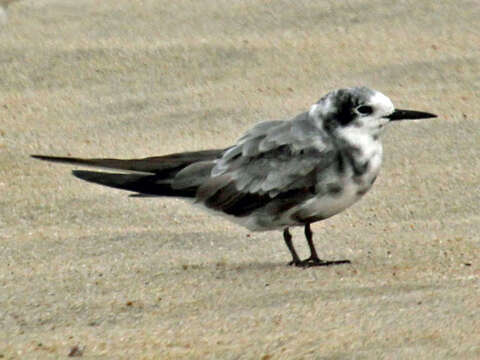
[{"left": 32, "top": 87, "right": 436, "bottom": 267}]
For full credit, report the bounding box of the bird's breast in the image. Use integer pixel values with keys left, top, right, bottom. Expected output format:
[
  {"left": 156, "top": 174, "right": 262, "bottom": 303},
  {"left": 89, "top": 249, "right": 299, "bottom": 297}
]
[{"left": 292, "top": 145, "right": 382, "bottom": 222}]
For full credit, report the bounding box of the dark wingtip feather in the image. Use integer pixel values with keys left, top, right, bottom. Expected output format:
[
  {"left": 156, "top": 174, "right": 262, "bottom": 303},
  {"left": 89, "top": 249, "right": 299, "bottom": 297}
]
[
  {"left": 72, "top": 170, "right": 107, "bottom": 183},
  {"left": 129, "top": 193, "right": 160, "bottom": 198},
  {"left": 31, "top": 155, "right": 93, "bottom": 167},
  {"left": 32, "top": 149, "right": 224, "bottom": 175},
  {"left": 71, "top": 170, "right": 197, "bottom": 198},
  {"left": 71, "top": 169, "right": 149, "bottom": 191},
  {"left": 72, "top": 170, "right": 136, "bottom": 188},
  {"left": 31, "top": 154, "right": 60, "bottom": 161}
]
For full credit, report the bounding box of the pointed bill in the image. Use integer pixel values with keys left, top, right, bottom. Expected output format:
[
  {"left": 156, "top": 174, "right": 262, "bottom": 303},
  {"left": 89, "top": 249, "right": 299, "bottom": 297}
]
[{"left": 387, "top": 109, "right": 437, "bottom": 121}]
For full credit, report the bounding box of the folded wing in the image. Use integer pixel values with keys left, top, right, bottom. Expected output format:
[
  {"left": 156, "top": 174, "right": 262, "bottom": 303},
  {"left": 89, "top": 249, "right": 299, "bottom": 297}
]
[{"left": 196, "top": 114, "right": 335, "bottom": 217}]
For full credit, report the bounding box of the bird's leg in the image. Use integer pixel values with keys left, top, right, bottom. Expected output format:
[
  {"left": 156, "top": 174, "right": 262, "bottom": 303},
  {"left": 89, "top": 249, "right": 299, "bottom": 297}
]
[
  {"left": 302, "top": 223, "right": 352, "bottom": 267},
  {"left": 284, "top": 225, "right": 351, "bottom": 267},
  {"left": 304, "top": 223, "right": 323, "bottom": 264},
  {"left": 283, "top": 228, "right": 302, "bottom": 266}
]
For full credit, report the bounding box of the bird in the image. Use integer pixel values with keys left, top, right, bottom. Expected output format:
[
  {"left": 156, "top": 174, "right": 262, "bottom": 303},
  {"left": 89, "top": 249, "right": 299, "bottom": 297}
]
[{"left": 32, "top": 87, "right": 437, "bottom": 267}]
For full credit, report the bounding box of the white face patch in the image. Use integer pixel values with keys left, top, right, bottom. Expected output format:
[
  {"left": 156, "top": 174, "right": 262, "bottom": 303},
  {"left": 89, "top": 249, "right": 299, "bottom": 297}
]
[
  {"left": 369, "top": 91, "right": 394, "bottom": 117},
  {"left": 346, "top": 90, "right": 394, "bottom": 139}
]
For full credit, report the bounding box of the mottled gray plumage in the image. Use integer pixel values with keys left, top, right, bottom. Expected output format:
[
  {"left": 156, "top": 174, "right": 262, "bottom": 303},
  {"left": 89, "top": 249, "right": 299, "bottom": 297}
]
[{"left": 32, "top": 87, "right": 436, "bottom": 267}]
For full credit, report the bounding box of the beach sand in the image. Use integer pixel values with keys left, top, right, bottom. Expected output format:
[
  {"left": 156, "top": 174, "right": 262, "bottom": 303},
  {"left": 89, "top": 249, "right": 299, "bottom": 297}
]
[{"left": 1, "top": 0, "right": 479, "bottom": 358}]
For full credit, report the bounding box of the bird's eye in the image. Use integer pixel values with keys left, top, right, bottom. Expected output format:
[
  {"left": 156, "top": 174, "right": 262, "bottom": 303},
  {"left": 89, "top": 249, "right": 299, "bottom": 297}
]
[{"left": 356, "top": 105, "right": 373, "bottom": 115}]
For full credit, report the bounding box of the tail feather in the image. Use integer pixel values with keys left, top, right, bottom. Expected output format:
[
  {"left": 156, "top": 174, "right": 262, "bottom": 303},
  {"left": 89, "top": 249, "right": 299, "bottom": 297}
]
[{"left": 72, "top": 170, "right": 197, "bottom": 197}]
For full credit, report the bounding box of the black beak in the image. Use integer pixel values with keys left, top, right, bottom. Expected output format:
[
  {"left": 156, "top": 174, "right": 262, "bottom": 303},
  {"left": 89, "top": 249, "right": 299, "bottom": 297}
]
[{"left": 387, "top": 109, "right": 437, "bottom": 121}]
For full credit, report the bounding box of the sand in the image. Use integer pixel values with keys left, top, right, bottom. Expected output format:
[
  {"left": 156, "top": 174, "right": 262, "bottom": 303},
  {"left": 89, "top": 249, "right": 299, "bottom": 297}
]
[{"left": 1, "top": 0, "right": 479, "bottom": 358}]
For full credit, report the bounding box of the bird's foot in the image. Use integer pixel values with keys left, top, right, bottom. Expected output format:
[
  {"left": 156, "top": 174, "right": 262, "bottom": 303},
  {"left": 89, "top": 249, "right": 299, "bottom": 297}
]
[{"left": 288, "top": 256, "right": 351, "bottom": 268}]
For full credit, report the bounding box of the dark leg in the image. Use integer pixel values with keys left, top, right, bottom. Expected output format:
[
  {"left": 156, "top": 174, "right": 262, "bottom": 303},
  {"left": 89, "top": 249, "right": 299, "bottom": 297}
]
[
  {"left": 301, "top": 223, "right": 351, "bottom": 267},
  {"left": 283, "top": 228, "right": 301, "bottom": 266},
  {"left": 305, "top": 223, "right": 321, "bottom": 262}
]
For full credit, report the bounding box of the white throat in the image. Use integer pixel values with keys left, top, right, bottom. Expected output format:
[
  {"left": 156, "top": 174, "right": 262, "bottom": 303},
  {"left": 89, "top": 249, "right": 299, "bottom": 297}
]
[{"left": 337, "top": 125, "right": 383, "bottom": 165}]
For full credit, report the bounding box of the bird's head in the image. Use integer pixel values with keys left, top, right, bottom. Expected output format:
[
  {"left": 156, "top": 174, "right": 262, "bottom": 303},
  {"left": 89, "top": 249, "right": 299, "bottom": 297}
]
[{"left": 309, "top": 87, "right": 436, "bottom": 140}]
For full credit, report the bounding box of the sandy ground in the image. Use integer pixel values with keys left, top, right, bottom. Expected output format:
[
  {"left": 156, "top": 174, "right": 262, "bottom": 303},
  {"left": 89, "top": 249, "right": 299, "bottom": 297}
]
[{"left": 1, "top": 0, "right": 479, "bottom": 358}]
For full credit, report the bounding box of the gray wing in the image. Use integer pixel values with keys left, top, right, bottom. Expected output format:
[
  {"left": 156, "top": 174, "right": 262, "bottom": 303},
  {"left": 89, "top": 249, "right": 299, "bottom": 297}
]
[{"left": 195, "top": 112, "right": 336, "bottom": 217}]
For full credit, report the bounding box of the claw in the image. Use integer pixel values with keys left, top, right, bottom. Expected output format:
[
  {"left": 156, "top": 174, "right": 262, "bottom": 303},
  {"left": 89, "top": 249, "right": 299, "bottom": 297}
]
[{"left": 288, "top": 257, "right": 351, "bottom": 267}]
